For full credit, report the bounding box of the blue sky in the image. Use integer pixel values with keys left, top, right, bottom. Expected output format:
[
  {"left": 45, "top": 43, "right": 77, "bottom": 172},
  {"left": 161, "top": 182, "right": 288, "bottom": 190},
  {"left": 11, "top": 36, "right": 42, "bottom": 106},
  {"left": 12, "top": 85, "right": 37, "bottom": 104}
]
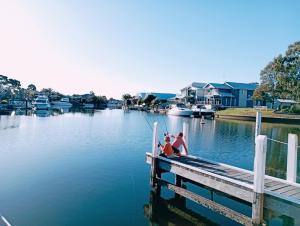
[{"left": 0, "top": 0, "right": 299, "bottom": 98}]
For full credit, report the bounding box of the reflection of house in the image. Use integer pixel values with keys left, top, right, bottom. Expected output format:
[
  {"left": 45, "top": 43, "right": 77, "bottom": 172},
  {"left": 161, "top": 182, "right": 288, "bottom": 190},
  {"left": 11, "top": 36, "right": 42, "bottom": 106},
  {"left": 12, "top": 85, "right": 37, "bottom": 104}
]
[
  {"left": 137, "top": 92, "right": 176, "bottom": 100},
  {"left": 107, "top": 99, "right": 123, "bottom": 109},
  {"left": 180, "top": 82, "right": 207, "bottom": 103}
]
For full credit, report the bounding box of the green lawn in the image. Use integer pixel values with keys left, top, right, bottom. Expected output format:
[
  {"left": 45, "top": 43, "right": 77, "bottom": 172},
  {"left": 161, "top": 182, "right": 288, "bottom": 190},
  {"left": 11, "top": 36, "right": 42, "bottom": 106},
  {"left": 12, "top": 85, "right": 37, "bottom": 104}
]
[{"left": 216, "top": 108, "right": 300, "bottom": 118}]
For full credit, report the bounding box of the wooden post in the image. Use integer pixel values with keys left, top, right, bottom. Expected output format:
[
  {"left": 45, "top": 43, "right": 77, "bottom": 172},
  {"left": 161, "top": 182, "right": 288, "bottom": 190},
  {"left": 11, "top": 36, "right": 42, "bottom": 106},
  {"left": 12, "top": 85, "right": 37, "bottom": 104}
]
[
  {"left": 287, "top": 134, "right": 298, "bottom": 183},
  {"left": 183, "top": 122, "right": 189, "bottom": 155},
  {"left": 255, "top": 111, "right": 262, "bottom": 138},
  {"left": 252, "top": 135, "right": 267, "bottom": 225},
  {"left": 150, "top": 122, "right": 159, "bottom": 187}
]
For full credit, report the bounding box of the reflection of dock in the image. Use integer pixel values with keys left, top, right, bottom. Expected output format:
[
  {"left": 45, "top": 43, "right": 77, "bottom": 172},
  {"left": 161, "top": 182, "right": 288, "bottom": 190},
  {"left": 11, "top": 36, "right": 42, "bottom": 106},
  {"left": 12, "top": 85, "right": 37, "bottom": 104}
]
[
  {"left": 146, "top": 118, "right": 300, "bottom": 225},
  {"left": 144, "top": 190, "right": 218, "bottom": 226}
]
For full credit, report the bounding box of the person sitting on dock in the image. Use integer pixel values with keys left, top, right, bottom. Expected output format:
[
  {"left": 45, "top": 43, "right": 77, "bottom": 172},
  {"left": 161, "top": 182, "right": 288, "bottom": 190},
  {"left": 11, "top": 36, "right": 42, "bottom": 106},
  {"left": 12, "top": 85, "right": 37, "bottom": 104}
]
[
  {"left": 171, "top": 132, "right": 188, "bottom": 155},
  {"left": 158, "top": 135, "right": 180, "bottom": 157}
]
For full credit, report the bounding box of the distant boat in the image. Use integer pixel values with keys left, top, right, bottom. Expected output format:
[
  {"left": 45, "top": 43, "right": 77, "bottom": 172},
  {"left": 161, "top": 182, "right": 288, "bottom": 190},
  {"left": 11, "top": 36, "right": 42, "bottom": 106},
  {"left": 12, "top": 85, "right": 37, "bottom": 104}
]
[
  {"left": 83, "top": 103, "right": 94, "bottom": 109},
  {"left": 167, "top": 103, "right": 193, "bottom": 117},
  {"left": 33, "top": 95, "right": 51, "bottom": 110},
  {"left": 51, "top": 97, "right": 72, "bottom": 109}
]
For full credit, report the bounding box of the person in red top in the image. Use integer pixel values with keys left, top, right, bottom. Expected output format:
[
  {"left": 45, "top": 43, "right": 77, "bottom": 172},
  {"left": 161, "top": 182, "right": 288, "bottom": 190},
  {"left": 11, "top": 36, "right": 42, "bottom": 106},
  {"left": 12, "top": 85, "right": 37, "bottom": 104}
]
[
  {"left": 171, "top": 132, "right": 188, "bottom": 155},
  {"left": 159, "top": 136, "right": 174, "bottom": 157}
]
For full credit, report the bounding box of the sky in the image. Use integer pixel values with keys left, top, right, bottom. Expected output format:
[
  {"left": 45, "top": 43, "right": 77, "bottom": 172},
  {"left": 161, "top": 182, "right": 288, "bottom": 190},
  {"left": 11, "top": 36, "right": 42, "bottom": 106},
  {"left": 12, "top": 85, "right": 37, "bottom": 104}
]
[{"left": 0, "top": 0, "right": 300, "bottom": 98}]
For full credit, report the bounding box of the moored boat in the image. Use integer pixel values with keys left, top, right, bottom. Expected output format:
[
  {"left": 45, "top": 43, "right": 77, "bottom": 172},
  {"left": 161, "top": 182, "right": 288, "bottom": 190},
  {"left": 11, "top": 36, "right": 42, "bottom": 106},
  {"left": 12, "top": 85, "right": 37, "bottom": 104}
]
[
  {"left": 167, "top": 103, "right": 193, "bottom": 117},
  {"left": 33, "top": 95, "right": 51, "bottom": 110}
]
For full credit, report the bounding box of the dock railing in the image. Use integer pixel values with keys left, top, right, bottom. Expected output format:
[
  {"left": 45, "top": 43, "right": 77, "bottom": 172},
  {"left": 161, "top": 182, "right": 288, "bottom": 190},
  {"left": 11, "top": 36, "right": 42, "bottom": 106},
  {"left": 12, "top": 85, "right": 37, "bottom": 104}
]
[{"left": 255, "top": 111, "right": 299, "bottom": 183}]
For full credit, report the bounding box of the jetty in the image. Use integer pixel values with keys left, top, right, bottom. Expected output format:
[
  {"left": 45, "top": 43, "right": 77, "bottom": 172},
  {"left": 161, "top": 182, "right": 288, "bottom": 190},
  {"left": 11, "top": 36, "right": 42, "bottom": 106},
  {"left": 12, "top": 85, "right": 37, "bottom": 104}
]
[{"left": 146, "top": 112, "right": 300, "bottom": 225}]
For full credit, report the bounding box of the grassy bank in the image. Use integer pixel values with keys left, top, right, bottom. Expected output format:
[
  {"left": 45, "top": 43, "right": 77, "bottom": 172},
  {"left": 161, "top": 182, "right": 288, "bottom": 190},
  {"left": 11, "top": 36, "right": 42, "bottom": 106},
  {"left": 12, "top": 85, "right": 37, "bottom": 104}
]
[{"left": 216, "top": 108, "right": 300, "bottom": 119}]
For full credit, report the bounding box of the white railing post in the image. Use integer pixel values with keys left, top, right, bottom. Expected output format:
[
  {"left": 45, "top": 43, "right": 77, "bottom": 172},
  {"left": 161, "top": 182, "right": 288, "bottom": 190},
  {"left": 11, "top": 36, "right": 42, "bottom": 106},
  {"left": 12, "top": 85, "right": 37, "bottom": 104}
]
[
  {"left": 255, "top": 111, "right": 262, "bottom": 138},
  {"left": 287, "top": 134, "right": 298, "bottom": 183},
  {"left": 152, "top": 122, "right": 159, "bottom": 157},
  {"left": 183, "top": 122, "right": 189, "bottom": 155},
  {"left": 150, "top": 122, "right": 159, "bottom": 187},
  {"left": 252, "top": 135, "right": 267, "bottom": 225}
]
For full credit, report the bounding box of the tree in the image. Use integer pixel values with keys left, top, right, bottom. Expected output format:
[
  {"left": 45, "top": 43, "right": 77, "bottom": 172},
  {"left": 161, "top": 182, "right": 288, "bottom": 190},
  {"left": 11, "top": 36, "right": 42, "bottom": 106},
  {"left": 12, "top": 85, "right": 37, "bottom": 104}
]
[
  {"left": 27, "top": 84, "right": 37, "bottom": 91},
  {"left": 122, "top": 93, "right": 132, "bottom": 106},
  {"left": 254, "top": 41, "right": 300, "bottom": 102},
  {"left": 144, "top": 94, "right": 156, "bottom": 106}
]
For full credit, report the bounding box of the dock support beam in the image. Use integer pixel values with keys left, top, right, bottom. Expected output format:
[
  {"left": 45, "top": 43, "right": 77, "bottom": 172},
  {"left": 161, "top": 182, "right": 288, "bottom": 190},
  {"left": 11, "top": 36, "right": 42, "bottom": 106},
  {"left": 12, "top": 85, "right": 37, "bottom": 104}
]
[
  {"left": 255, "top": 111, "right": 262, "bottom": 138},
  {"left": 183, "top": 122, "right": 189, "bottom": 155},
  {"left": 287, "top": 134, "right": 298, "bottom": 183},
  {"left": 252, "top": 135, "right": 267, "bottom": 225},
  {"left": 150, "top": 122, "right": 159, "bottom": 188}
]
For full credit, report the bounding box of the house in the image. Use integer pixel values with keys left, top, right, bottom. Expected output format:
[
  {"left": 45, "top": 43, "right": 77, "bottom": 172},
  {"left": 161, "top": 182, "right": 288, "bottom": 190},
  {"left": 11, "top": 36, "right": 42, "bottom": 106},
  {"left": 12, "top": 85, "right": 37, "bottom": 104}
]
[
  {"left": 203, "top": 83, "right": 234, "bottom": 106},
  {"left": 274, "top": 99, "right": 298, "bottom": 110},
  {"left": 180, "top": 82, "right": 207, "bottom": 104},
  {"left": 180, "top": 81, "right": 259, "bottom": 107},
  {"left": 224, "top": 82, "right": 258, "bottom": 107},
  {"left": 107, "top": 99, "right": 123, "bottom": 109}
]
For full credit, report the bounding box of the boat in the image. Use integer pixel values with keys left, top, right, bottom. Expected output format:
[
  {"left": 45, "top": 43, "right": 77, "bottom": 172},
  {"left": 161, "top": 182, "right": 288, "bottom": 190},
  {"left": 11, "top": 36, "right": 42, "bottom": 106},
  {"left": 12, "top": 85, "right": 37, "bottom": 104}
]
[
  {"left": 51, "top": 97, "right": 72, "bottom": 109},
  {"left": 33, "top": 95, "right": 51, "bottom": 110},
  {"left": 191, "top": 104, "right": 215, "bottom": 117},
  {"left": 167, "top": 103, "right": 193, "bottom": 117}
]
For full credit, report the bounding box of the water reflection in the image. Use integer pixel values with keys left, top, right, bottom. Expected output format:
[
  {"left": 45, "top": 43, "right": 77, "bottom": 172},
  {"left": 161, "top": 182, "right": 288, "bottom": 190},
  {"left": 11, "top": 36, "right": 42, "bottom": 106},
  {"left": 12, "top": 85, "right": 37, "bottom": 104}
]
[{"left": 144, "top": 190, "right": 219, "bottom": 226}]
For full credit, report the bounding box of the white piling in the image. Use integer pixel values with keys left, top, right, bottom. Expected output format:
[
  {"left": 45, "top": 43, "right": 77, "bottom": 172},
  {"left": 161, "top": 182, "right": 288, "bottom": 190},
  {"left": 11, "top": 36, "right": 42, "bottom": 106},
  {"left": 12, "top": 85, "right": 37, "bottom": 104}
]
[
  {"left": 255, "top": 111, "right": 262, "bottom": 138},
  {"left": 252, "top": 135, "right": 267, "bottom": 225},
  {"left": 152, "top": 122, "right": 159, "bottom": 157},
  {"left": 287, "top": 134, "right": 298, "bottom": 183},
  {"left": 150, "top": 122, "right": 159, "bottom": 187},
  {"left": 183, "top": 122, "right": 189, "bottom": 155}
]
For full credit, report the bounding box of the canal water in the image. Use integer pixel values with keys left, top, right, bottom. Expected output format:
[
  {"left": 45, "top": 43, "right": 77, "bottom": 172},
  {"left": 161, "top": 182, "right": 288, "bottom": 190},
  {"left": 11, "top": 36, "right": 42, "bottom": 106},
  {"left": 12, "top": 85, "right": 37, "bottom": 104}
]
[{"left": 0, "top": 110, "right": 299, "bottom": 226}]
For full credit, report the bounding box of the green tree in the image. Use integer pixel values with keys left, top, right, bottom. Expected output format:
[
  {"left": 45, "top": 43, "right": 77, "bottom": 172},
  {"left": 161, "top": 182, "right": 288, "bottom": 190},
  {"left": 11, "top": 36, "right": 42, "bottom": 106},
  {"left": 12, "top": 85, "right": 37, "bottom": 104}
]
[
  {"left": 144, "top": 94, "right": 156, "bottom": 106},
  {"left": 254, "top": 41, "right": 300, "bottom": 102}
]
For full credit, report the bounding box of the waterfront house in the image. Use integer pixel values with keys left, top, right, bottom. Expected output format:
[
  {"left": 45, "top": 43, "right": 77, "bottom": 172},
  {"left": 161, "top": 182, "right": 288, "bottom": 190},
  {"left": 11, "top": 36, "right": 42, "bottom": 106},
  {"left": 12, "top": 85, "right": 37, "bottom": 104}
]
[
  {"left": 224, "top": 82, "right": 258, "bottom": 107},
  {"left": 203, "top": 83, "right": 234, "bottom": 106},
  {"left": 181, "top": 81, "right": 258, "bottom": 107},
  {"left": 180, "top": 82, "right": 207, "bottom": 104},
  {"left": 274, "top": 99, "right": 299, "bottom": 110},
  {"left": 107, "top": 99, "right": 123, "bottom": 109}
]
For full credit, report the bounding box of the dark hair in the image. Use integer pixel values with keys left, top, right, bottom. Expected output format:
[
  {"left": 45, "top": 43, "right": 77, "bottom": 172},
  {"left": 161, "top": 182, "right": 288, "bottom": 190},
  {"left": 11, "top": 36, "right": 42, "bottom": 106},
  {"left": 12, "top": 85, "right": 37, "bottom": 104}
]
[{"left": 178, "top": 132, "right": 183, "bottom": 137}]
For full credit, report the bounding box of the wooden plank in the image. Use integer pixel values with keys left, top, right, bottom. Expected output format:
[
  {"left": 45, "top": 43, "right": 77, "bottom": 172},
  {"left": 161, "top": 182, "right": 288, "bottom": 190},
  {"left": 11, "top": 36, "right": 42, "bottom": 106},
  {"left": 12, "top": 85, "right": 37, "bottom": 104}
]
[
  {"left": 268, "top": 184, "right": 290, "bottom": 191},
  {"left": 158, "top": 159, "right": 254, "bottom": 202},
  {"left": 290, "top": 192, "right": 300, "bottom": 199},
  {"left": 264, "top": 180, "right": 281, "bottom": 188},
  {"left": 274, "top": 186, "right": 298, "bottom": 194},
  {"left": 282, "top": 189, "right": 300, "bottom": 196},
  {"left": 158, "top": 179, "right": 253, "bottom": 226}
]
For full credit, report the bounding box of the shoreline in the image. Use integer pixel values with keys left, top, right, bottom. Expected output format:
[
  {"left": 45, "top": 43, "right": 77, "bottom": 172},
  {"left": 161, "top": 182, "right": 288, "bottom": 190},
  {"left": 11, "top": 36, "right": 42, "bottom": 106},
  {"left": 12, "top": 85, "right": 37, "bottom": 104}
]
[{"left": 216, "top": 114, "right": 300, "bottom": 125}]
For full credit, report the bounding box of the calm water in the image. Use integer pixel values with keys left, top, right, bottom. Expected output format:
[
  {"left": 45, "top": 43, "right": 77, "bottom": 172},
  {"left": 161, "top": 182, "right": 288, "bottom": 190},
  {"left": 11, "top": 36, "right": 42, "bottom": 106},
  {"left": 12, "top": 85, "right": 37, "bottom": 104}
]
[{"left": 0, "top": 110, "right": 299, "bottom": 226}]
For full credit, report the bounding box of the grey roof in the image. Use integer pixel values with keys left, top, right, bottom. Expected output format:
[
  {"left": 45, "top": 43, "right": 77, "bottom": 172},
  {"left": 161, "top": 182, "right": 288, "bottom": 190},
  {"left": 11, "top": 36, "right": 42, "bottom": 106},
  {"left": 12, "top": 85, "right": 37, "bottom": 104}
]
[
  {"left": 276, "top": 99, "right": 298, "bottom": 104},
  {"left": 181, "top": 82, "right": 207, "bottom": 91},
  {"left": 205, "top": 83, "right": 232, "bottom": 89},
  {"left": 225, "top": 82, "right": 258, "bottom": 90}
]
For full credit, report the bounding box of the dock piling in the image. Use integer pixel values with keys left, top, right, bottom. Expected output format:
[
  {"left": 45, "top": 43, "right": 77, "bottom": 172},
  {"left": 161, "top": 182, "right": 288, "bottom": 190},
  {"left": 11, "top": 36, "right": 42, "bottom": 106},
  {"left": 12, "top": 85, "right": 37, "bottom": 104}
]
[
  {"left": 150, "top": 122, "right": 159, "bottom": 187},
  {"left": 183, "top": 122, "right": 189, "bottom": 155},
  {"left": 255, "top": 111, "right": 262, "bottom": 138},
  {"left": 287, "top": 134, "right": 298, "bottom": 183},
  {"left": 252, "top": 135, "right": 267, "bottom": 225}
]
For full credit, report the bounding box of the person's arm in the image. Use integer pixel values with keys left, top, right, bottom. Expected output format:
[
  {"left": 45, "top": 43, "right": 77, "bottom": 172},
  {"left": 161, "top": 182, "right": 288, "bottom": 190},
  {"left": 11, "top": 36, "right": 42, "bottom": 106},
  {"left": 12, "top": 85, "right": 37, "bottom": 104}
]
[
  {"left": 160, "top": 144, "right": 165, "bottom": 152},
  {"left": 183, "top": 141, "right": 188, "bottom": 155}
]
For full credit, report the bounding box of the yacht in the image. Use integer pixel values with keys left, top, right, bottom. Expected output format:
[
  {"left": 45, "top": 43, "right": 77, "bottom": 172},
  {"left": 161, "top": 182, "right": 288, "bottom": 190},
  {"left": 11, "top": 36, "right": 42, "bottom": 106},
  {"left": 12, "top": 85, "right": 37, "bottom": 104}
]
[
  {"left": 51, "top": 97, "right": 72, "bottom": 109},
  {"left": 192, "top": 104, "right": 215, "bottom": 115},
  {"left": 33, "top": 95, "right": 51, "bottom": 110},
  {"left": 167, "top": 103, "right": 193, "bottom": 117}
]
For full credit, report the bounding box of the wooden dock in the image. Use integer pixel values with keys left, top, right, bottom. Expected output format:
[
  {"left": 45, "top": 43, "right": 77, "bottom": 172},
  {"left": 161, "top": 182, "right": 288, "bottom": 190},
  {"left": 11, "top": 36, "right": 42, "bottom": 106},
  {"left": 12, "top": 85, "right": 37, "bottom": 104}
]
[{"left": 146, "top": 116, "right": 300, "bottom": 225}]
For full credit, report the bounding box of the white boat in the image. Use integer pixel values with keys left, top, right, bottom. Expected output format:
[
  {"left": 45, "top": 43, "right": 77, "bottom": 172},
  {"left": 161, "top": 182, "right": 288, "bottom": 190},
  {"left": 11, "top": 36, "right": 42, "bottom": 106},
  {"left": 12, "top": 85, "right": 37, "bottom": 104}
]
[
  {"left": 167, "top": 103, "right": 193, "bottom": 117},
  {"left": 51, "top": 97, "right": 72, "bottom": 109},
  {"left": 191, "top": 104, "right": 215, "bottom": 116},
  {"left": 33, "top": 95, "right": 51, "bottom": 110}
]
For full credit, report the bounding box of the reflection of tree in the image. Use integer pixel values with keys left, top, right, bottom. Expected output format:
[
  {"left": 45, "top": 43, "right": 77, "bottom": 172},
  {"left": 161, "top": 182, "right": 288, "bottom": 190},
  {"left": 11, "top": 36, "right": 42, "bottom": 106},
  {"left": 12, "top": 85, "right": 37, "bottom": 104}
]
[{"left": 144, "top": 190, "right": 219, "bottom": 226}]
